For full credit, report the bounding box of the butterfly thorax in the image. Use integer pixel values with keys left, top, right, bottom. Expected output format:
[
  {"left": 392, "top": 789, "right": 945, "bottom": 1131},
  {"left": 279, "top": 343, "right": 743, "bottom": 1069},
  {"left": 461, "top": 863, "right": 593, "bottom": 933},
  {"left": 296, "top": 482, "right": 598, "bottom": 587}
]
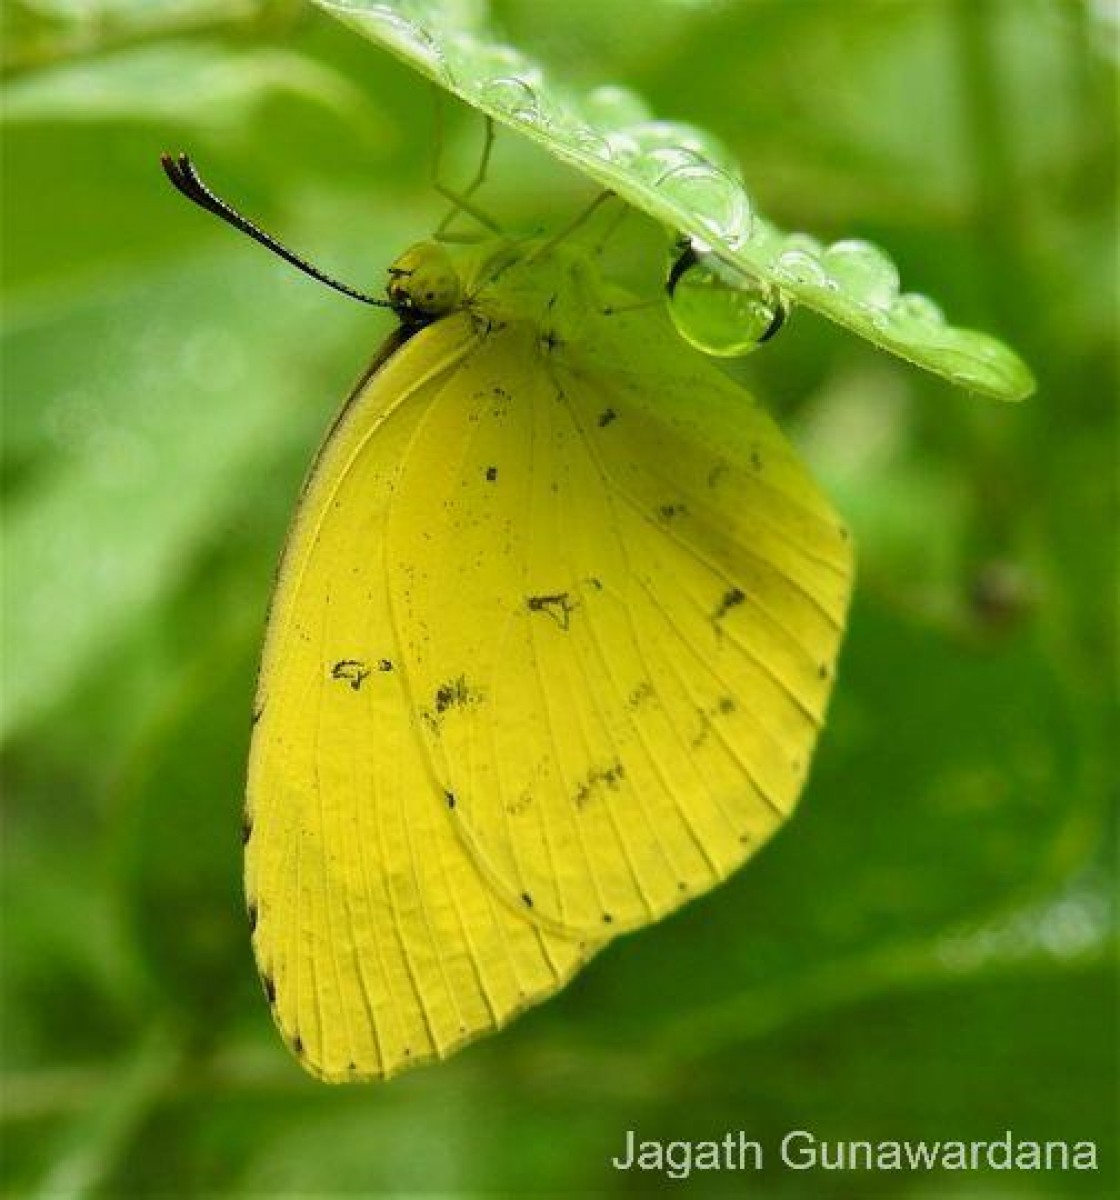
[{"left": 389, "top": 239, "right": 611, "bottom": 347}]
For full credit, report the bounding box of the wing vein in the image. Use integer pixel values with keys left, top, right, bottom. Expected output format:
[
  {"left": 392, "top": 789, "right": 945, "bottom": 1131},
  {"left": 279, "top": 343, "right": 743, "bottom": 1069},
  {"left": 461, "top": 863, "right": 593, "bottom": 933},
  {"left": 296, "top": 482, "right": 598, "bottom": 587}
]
[{"left": 553, "top": 368, "right": 733, "bottom": 878}]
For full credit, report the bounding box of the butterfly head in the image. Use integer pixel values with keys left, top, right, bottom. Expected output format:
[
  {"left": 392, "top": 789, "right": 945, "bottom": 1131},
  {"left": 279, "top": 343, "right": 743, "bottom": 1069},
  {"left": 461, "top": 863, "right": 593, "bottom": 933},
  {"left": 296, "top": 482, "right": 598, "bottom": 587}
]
[{"left": 386, "top": 242, "right": 464, "bottom": 327}]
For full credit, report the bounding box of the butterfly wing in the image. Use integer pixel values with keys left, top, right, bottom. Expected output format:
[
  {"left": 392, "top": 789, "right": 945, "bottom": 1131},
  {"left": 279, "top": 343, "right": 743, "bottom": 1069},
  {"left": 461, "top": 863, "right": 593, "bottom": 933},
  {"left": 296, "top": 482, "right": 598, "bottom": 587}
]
[
  {"left": 387, "top": 305, "right": 854, "bottom": 937},
  {"left": 246, "top": 313, "right": 596, "bottom": 1082}
]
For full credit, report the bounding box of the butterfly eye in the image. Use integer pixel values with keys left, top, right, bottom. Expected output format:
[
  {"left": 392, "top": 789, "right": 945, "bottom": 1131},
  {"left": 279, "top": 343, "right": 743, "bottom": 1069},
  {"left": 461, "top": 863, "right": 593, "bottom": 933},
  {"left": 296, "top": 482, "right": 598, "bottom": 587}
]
[{"left": 386, "top": 241, "right": 464, "bottom": 323}]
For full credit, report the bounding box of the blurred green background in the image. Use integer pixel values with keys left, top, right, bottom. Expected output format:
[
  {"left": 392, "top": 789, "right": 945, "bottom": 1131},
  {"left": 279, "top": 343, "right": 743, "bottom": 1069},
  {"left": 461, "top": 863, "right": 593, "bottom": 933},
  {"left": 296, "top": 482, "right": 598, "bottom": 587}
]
[{"left": 2, "top": 0, "right": 1116, "bottom": 1195}]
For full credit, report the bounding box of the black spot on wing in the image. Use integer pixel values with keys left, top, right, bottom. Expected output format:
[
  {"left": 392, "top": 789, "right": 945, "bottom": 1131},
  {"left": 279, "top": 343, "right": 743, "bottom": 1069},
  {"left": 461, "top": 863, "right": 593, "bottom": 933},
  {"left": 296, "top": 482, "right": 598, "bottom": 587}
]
[
  {"left": 628, "top": 680, "right": 655, "bottom": 709},
  {"left": 707, "top": 462, "right": 729, "bottom": 489},
  {"left": 690, "top": 694, "right": 738, "bottom": 749},
  {"left": 597, "top": 408, "right": 618, "bottom": 427},
  {"left": 506, "top": 790, "right": 533, "bottom": 816},
  {"left": 490, "top": 385, "right": 512, "bottom": 418},
  {"left": 424, "top": 677, "right": 485, "bottom": 732},
  {"left": 434, "top": 674, "right": 483, "bottom": 714},
  {"left": 331, "top": 659, "right": 371, "bottom": 691},
  {"left": 526, "top": 592, "right": 577, "bottom": 631},
  {"left": 573, "top": 759, "right": 626, "bottom": 809},
  {"left": 712, "top": 587, "right": 746, "bottom": 624}
]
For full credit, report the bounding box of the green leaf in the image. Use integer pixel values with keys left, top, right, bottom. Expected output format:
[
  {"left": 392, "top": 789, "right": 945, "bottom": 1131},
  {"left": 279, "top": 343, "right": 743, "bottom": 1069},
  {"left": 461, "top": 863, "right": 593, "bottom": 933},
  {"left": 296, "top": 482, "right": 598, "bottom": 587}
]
[
  {"left": 0, "top": 246, "right": 388, "bottom": 740},
  {"left": 310, "top": 0, "right": 1035, "bottom": 401},
  {"left": 1, "top": 41, "right": 386, "bottom": 135}
]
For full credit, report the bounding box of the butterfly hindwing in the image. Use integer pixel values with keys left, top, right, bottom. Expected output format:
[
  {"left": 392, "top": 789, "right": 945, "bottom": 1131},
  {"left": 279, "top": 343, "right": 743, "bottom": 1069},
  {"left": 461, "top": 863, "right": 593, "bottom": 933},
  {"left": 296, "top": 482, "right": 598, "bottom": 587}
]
[{"left": 387, "top": 303, "right": 854, "bottom": 937}]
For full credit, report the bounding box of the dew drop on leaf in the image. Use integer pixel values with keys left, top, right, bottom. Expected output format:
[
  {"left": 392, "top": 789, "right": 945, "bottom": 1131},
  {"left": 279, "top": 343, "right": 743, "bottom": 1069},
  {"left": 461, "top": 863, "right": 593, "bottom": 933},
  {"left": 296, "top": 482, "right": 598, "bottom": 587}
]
[
  {"left": 480, "top": 75, "right": 545, "bottom": 124},
  {"left": 772, "top": 246, "right": 830, "bottom": 289},
  {"left": 821, "top": 239, "right": 901, "bottom": 310},
  {"left": 580, "top": 84, "right": 652, "bottom": 132},
  {"left": 362, "top": 5, "right": 448, "bottom": 80},
  {"left": 653, "top": 162, "right": 752, "bottom": 247},
  {"left": 666, "top": 242, "right": 788, "bottom": 357}
]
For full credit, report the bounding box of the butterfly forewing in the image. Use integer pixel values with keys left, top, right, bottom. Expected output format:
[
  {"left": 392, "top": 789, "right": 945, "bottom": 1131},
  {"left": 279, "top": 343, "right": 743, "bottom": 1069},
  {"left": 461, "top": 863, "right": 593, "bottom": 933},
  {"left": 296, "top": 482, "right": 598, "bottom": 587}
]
[{"left": 246, "top": 313, "right": 594, "bottom": 1081}]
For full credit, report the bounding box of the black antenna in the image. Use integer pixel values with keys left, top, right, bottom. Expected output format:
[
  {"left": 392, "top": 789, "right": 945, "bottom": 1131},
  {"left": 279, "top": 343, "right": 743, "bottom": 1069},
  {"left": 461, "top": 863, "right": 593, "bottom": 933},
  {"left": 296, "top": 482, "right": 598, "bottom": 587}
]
[{"left": 160, "top": 153, "right": 389, "bottom": 308}]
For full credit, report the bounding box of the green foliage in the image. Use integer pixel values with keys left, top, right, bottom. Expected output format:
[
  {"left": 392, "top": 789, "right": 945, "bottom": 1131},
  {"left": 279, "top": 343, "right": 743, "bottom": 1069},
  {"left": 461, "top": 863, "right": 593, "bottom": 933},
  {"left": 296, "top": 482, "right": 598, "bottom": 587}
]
[
  {"left": 1, "top": 0, "right": 1115, "bottom": 1196},
  {"left": 314, "top": 0, "right": 1034, "bottom": 399}
]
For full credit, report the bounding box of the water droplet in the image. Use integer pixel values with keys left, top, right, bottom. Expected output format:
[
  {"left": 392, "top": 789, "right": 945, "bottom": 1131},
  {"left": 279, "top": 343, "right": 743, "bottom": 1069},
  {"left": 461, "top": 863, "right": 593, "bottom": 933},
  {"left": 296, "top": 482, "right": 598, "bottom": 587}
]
[
  {"left": 666, "top": 243, "right": 787, "bottom": 357},
  {"left": 626, "top": 144, "right": 705, "bottom": 185},
  {"left": 772, "top": 246, "right": 829, "bottom": 288},
  {"left": 581, "top": 84, "right": 652, "bottom": 132},
  {"left": 361, "top": 5, "right": 447, "bottom": 80},
  {"left": 653, "top": 162, "right": 752, "bottom": 247},
  {"left": 602, "top": 128, "right": 642, "bottom": 165},
  {"left": 892, "top": 292, "right": 945, "bottom": 326},
  {"left": 562, "top": 123, "right": 614, "bottom": 161},
  {"left": 743, "top": 216, "right": 781, "bottom": 254},
  {"left": 821, "top": 239, "right": 900, "bottom": 309},
  {"left": 619, "top": 120, "right": 734, "bottom": 168},
  {"left": 774, "top": 231, "right": 822, "bottom": 260},
  {"left": 480, "top": 75, "right": 546, "bottom": 124},
  {"left": 447, "top": 36, "right": 543, "bottom": 93}
]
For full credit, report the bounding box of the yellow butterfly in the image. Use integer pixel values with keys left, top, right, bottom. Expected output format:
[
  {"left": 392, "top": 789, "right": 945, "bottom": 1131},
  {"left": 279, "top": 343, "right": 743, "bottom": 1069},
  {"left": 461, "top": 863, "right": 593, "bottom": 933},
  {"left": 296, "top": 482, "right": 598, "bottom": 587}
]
[{"left": 162, "top": 154, "right": 853, "bottom": 1082}]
